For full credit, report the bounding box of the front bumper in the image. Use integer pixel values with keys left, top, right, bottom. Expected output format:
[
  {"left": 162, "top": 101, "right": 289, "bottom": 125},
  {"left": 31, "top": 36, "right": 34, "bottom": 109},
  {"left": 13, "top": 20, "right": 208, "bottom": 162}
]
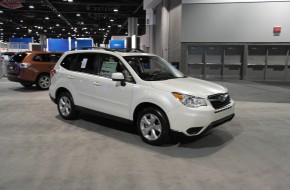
[{"left": 167, "top": 100, "right": 235, "bottom": 136}]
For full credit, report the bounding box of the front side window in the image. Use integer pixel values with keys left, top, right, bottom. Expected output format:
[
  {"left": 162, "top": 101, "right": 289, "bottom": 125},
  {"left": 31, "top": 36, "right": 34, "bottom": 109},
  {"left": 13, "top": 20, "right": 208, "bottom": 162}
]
[
  {"left": 123, "top": 56, "right": 186, "bottom": 81},
  {"left": 99, "top": 54, "right": 134, "bottom": 82}
]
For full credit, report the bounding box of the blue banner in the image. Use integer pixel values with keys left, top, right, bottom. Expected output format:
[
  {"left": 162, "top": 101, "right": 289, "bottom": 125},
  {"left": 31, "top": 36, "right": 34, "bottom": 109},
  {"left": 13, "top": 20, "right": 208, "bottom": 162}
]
[{"left": 109, "top": 40, "right": 125, "bottom": 49}]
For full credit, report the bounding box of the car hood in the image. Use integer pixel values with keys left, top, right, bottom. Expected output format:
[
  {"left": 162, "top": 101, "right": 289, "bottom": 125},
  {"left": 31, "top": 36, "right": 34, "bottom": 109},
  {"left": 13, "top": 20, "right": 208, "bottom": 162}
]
[{"left": 151, "top": 77, "right": 227, "bottom": 98}]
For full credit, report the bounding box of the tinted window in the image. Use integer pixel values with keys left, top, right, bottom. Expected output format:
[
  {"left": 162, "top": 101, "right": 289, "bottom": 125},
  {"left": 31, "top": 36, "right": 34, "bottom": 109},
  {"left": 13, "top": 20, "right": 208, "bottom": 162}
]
[
  {"left": 70, "top": 53, "right": 98, "bottom": 74},
  {"left": 47, "top": 54, "right": 62, "bottom": 62},
  {"left": 123, "top": 56, "right": 185, "bottom": 81},
  {"left": 33, "top": 54, "right": 46, "bottom": 62},
  {"left": 10, "top": 53, "right": 27, "bottom": 63},
  {"left": 99, "top": 54, "right": 128, "bottom": 79},
  {"left": 60, "top": 54, "right": 76, "bottom": 70}
]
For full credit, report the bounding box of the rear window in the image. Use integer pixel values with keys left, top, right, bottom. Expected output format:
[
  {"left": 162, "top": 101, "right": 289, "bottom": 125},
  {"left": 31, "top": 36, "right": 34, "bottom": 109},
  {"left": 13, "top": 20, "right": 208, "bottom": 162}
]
[{"left": 10, "top": 53, "right": 27, "bottom": 63}]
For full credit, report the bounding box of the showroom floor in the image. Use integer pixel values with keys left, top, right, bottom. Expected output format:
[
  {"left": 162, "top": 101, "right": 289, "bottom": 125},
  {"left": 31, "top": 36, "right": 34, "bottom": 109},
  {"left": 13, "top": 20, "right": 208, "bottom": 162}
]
[{"left": 0, "top": 78, "right": 290, "bottom": 190}]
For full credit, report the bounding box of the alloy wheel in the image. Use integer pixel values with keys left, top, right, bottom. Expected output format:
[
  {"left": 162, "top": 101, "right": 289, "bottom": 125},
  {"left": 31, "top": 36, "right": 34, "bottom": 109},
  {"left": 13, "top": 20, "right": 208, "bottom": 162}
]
[
  {"left": 39, "top": 75, "right": 50, "bottom": 89},
  {"left": 140, "top": 114, "right": 162, "bottom": 141},
  {"left": 58, "top": 96, "right": 72, "bottom": 117}
]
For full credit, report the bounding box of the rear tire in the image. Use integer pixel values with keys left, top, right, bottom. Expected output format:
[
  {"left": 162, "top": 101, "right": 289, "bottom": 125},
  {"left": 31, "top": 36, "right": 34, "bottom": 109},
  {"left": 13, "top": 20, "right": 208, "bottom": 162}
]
[
  {"left": 36, "top": 74, "right": 50, "bottom": 90},
  {"left": 21, "top": 82, "right": 33, "bottom": 87},
  {"left": 136, "top": 107, "right": 170, "bottom": 146},
  {"left": 57, "top": 92, "right": 77, "bottom": 120}
]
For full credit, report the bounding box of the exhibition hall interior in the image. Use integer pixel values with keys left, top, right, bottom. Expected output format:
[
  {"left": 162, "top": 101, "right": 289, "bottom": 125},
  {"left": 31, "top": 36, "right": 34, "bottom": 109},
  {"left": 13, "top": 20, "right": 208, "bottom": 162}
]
[{"left": 0, "top": 0, "right": 290, "bottom": 189}]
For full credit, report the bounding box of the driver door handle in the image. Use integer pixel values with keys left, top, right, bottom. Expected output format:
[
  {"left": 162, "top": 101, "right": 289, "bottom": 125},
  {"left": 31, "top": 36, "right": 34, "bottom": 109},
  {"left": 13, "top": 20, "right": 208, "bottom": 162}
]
[
  {"left": 68, "top": 76, "right": 74, "bottom": 79},
  {"left": 93, "top": 81, "right": 101, "bottom": 86}
]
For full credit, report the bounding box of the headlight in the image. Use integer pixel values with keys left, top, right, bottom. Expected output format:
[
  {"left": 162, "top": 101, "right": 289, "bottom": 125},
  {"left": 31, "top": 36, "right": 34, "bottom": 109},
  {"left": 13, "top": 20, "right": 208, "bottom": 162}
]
[
  {"left": 20, "top": 63, "right": 31, "bottom": 68},
  {"left": 172, "top": 92, "right": 207, "bottom": 108}
]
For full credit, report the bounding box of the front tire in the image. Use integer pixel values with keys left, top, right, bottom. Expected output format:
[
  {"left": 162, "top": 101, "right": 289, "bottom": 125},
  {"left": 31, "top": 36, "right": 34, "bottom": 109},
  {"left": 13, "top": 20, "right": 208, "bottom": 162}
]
[
  {"left": 36, "top": 74, "right": 50, "bottom": 90},
  {"left": 136, "top": 107, "right": 170, "bottom": 146},
  {"left": 57, "top": 92, "right": 77, "bottom": 120}
]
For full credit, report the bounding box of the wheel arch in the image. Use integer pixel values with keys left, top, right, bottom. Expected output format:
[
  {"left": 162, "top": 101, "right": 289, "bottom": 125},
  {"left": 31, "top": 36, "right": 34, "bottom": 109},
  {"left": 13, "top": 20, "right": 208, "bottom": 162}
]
[
  {"left": 133, "top": 102, "right": 170, "bottom": 128},
  {"left": 55, "top": 87, "right": 71, "bottom": 100},
  {"left": 36, "top": 72, "right": 50, "bottom": 80}
]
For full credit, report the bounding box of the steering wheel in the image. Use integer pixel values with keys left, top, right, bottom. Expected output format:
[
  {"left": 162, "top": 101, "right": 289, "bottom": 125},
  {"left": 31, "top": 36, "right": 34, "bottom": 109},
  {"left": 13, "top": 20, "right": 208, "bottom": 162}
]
[{"left": 150, "top": 71, "right": 161, "bottom": 80}]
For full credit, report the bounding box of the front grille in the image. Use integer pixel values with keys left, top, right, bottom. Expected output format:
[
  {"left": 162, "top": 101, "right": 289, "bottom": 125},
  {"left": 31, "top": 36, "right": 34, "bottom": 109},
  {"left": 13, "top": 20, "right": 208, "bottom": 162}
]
[{"left": 208, "top": 93, "right": 231, "bottom": 110}]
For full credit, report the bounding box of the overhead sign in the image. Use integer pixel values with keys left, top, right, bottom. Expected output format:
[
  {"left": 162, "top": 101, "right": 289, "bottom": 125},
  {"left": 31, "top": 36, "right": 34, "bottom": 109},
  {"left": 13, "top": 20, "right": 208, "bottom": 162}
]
[{"left": 109, "top": 40, "right": 125, "bottom": 49}]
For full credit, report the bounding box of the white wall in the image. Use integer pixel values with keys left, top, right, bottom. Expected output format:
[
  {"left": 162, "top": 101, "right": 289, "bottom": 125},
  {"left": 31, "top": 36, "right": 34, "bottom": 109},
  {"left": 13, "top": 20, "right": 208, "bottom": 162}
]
[
  {"left": 144, "top": 0, "right": 162, "bottom": 9},
  {"left": 181, "top": 2, "right": 290, "bottom": 42}
]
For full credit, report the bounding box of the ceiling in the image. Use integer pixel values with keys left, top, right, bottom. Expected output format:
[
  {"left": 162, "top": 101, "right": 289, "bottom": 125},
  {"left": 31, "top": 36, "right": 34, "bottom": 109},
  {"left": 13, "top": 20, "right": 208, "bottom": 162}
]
[{"left": 0, "top": 0, "right": 145, "bottom": 44}]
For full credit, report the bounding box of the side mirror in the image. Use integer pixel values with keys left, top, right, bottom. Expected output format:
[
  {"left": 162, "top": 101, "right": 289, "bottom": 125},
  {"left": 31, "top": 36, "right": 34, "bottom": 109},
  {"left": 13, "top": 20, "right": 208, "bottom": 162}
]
[{"left": 111, "top": 72, "right": 126, "bottom": 86}]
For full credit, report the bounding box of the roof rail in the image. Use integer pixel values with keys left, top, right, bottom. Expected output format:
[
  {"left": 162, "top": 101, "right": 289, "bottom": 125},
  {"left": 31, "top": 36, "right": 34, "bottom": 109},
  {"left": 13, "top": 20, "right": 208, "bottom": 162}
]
[
  {"left": 110, "top": 48, "right": 145, "bottom": 53},
  {"left": 70, "top": 47, "right": 109, "bottom": 51},
  {"left": 70, "top": 47, "right": 145, "bottom": 53}
]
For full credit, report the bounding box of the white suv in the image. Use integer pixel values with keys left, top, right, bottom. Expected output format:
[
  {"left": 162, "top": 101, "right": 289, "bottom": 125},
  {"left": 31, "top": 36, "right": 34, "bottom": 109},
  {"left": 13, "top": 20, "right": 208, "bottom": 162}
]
[{"left": 49, "top": 49, "right": 235, "bottom": 145}]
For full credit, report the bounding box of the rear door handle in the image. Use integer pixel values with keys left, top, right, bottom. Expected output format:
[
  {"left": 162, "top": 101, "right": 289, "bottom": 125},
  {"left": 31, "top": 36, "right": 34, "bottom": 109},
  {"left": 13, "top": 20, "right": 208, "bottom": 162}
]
[
  {"left": 68, "top": 76, "right": 74, "bottom": 79},
  {"left": 93, "top": 81, "right": 101, "bottom": 86}
]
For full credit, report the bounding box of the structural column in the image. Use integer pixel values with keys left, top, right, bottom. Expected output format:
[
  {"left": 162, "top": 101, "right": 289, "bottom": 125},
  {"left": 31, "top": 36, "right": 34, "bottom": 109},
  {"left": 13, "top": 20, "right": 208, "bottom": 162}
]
[{"left": 128, "top": 17, "right": 138, "bottom": 49}]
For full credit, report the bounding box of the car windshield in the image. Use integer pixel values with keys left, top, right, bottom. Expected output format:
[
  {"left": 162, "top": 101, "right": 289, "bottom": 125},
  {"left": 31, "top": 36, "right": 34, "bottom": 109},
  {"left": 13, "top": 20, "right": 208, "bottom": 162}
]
[
  {"left": 10, "top": 53, "right": 27, "bottom": 63},
  {"left": 123, "top": 56, "right": 186, "bottom": 81}
]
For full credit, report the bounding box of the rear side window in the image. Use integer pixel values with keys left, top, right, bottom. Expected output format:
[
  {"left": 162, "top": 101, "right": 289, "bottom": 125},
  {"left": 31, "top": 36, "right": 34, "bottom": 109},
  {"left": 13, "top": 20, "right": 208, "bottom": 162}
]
[
  {"left": 33, "top": 54, "right": 46, "bottom": 62},
  {"left": 60, "top": 53, "right": 98, "bottom": 74},
  {"left": 70, "top": 53, "right": 98, "bottom": 74},
  {"left": 47, "top": 54, "right": 62, "bottom": 62},
  {"left": 10, "top": 53, "right": 27, "bottom": 63}
]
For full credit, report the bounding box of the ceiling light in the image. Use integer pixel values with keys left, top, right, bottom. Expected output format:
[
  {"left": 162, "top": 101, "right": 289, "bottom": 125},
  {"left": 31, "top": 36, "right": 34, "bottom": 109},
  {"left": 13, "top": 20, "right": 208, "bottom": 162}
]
[
  {"left": 113, "top": 9, "right": 118, "bottom": 12},
  {"left": 0, "top": 11, "right": 3, "bottom": 13},
  {"left": 58, "top": 14, "right": 61, "bottom": 17},
  {"left": 110, "top": 19, "right": 114, "bottom": 22},
  {"left": 118, "top": 25, "right": 121, "bottom": 27},
  {"left": 16, "top": 28, "right": 19, "bottom": 30},
  {"left": 76, "top": 13, "right": 80, "bottom": 17},
  {"left": 56, "top": 24, "right": 60, "bottom": 26},
  {"left": 45, "top": 17, "right": 49, "bottom": 20},
  {"left": 108, "top": 26, "right": 111, "bottom": 28},
  {"left": 68, "top": 0, "right": 73, "bottom": 2},
  {"left": 62, "top": 29, "right": 65, "bottom": 31},
  {"left": 20, "top": 20, "right": 23, "bottom": 23},
  {"left": 0, "top": 22, "right": 3, "bottom": 24},
  {"left": 29, "top": 5, "right": 34, "bottom": 9}
]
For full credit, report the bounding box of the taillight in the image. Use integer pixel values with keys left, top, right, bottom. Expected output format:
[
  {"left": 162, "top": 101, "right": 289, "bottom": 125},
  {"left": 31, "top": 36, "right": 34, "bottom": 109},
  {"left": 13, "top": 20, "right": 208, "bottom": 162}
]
[{"left": 50, "top": 69, "right": 56, "bottom": 77}]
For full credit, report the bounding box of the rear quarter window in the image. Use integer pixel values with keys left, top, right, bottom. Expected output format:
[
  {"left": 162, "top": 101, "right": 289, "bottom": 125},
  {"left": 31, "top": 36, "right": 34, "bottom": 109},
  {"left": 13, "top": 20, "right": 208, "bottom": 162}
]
[{"left": 60, "top": 54, "right": 77, "bottom": 70}]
